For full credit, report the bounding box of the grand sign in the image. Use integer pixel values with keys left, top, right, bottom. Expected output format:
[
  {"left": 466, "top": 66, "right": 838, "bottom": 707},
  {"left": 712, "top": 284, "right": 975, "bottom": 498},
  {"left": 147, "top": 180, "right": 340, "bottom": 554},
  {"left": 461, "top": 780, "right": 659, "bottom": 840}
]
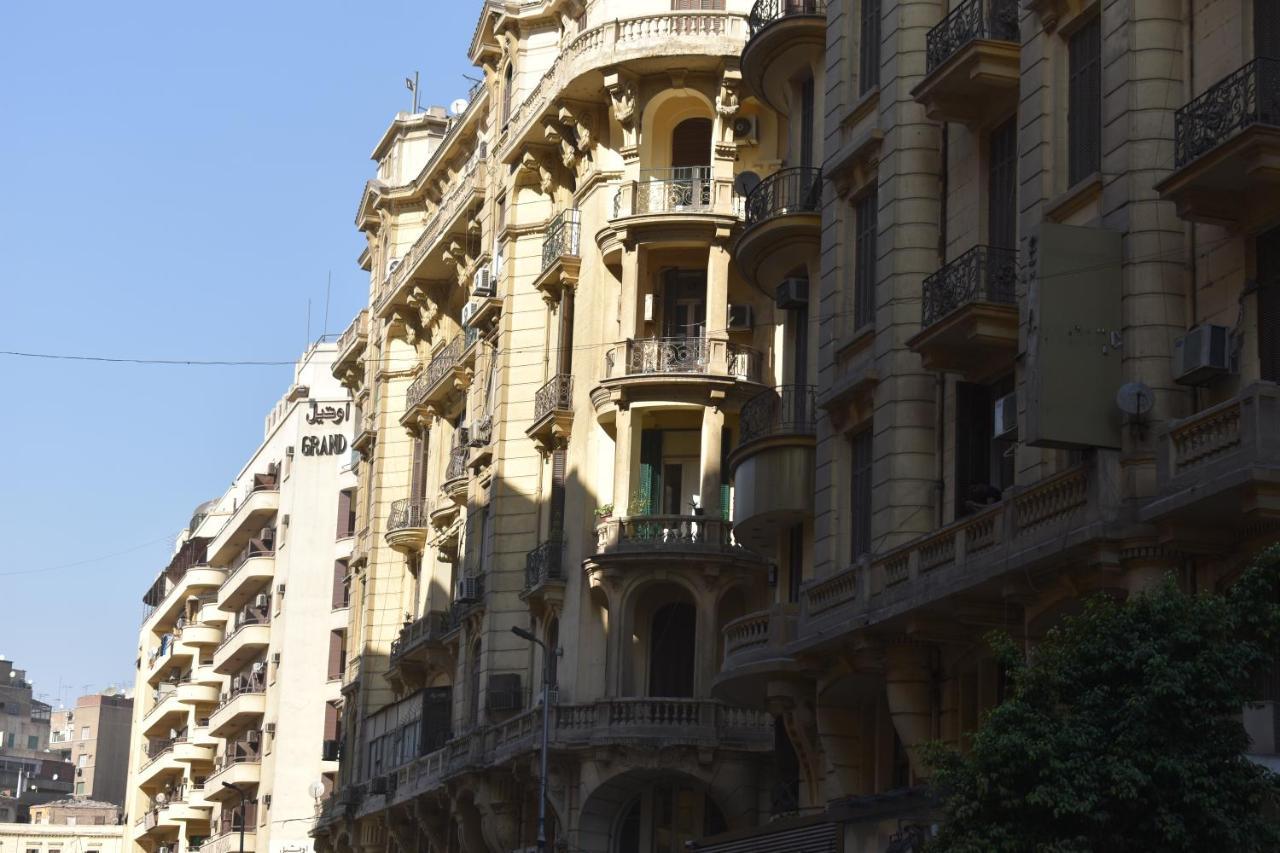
[{"left": 302, "top": 401, "right": 351, "bottom": 456}]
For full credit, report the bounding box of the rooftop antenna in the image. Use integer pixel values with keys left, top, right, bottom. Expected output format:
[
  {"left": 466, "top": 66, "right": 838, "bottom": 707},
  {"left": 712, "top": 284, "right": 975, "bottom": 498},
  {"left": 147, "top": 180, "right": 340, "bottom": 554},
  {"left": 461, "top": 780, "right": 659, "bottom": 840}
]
[
  {"left": 405, "top": 72, "right": 420, "bottom": 114},
  {"left": 323, "top": 271, "right": 331, "bottom": 340},
  {"left": 306, "top": 298, "right": 312, "bottom": 350}
]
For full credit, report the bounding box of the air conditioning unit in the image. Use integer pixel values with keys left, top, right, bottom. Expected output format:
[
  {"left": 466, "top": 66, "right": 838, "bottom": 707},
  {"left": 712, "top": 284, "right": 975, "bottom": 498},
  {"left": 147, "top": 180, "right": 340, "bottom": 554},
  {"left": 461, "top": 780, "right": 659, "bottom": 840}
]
[
  {"left": 368, "top": 776, "right": 387, "bottom": 795},
  {"left": 731, "top": 115, "right": 758, "bottom": 145},
  {"left": 262, "top": 794, "right": 272, "bottom": 807},
  {"left": 775, "top": 277, "right": 809, "bottom": 309},
  {"left": 456, "top": 576, "right": 483, "bottom": 603},
  {"left": 322, "top": 739, "right": 341, "bottom": 762},
  {"left": 993, "top": 392, "right": 1017, "bottom": 440},
  {"left": 473, "top": 267, "right": 495, "bottom": 298},
  {"left": 727, "top": 304, "right": 754, "bottom": 332},
  {"left": 1173, "top": 324, "right": 1231, "bottom": 385},
  {"left": 246, "top": 729, "right": 260, "bottom": 744},
  {"left": 254, "top": 594, "right": 270, "bottom": 610},
  {"left": 158, "top": 846, "right": 172, "bottom": 853},
  {"left": 251, "top": 661, "right": 266, "bottom": 675},
  {"left": 276, "top": 584, "right": 286, "bottom": 596},
  {"left": 265, "top": 723, "right": 276, "bottom": 736},
  {"left": 337, "top": 786, "right": 361, "bottom": 806},
  {"left": 271, "top": 653, "right": 281, "bottom": 666},
  {"left": 461, "top": 301, "right": 480, "bottom": 326}
]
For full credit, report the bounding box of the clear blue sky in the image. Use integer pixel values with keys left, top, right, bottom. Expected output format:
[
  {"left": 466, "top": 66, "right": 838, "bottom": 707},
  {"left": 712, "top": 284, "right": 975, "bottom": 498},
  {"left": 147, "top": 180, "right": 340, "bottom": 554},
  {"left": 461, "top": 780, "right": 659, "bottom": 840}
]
[{"left": 0, "top": 1, "right": 479, "bottom": 707}]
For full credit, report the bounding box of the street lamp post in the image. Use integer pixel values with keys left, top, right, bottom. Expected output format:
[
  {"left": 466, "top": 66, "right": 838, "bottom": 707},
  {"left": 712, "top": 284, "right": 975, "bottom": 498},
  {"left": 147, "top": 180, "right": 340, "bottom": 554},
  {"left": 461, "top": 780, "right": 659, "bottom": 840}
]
[
  {"left": 511, "top": 625, "right": 554, "bottom": 852},
  {"left": 221, "top": 782, "right": 248, "bottom": 853}
]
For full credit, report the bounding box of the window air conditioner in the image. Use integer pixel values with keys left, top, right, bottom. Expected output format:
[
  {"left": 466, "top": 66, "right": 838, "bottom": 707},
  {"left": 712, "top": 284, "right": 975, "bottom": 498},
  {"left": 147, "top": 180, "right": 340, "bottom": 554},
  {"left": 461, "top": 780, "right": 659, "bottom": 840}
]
[
  {"left": 461, "top": 301, "right": 480, "bottom": 326},
  {"left": 254, "top": 594, "right": 270, "bottom": 610},
  {"left": 993, "top": 392, "right": 1017, "bottom": 440},
  {"left": 271, "top": 653, "right": 281, "bottom": 666},
  {"left": 457, "top": 576, "right": 483, "bottom": 603},
  {"left": 775, "top": 277, "right": 809, "bottom": 309},
  {"left": 1172, "top": 324, "right": 1231, "bottom": 385},
  {"left": 265, "top": 723, "right": 276, "bottom": 736},
  {"left": 727, "top": 304, "right": 754, "bottom": 332},
  {"left": 473, "top": 267, "right": 495, "bottom": 298},
  {"left": 246, "top": 729, "right": 260, "bottom": 744},
  {"left": 276, "top": 584, "right": 286, "bottom": 596}
]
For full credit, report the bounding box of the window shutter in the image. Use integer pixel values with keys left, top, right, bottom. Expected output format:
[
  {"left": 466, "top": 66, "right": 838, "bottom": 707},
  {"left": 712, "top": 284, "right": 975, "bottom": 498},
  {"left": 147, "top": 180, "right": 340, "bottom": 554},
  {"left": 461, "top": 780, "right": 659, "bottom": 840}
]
[
  {"left": 323, "top": 701, "right": 339, "bottom": 741},
  {"left": 1257, "top": 0, "right": 1280, "bottom": 58},
  {"left": 1258, "top": 226, "right": 1280, "bottom": 383},
  {"left": 331, "top": 561, "right": 348, "bottom": 609},
  {"left": 409, "top": 436, "right": 425, "bottom": 500},
  {"left": 336, "top": 489, "right": 351, "bottom": 539},
  {"left": 327, "top": 631, "right": 344, "bottom": 681},
  {"left": 1068, "top": 15, "right": 1102, "bottom": 185},
  {"left": 854, "top": 190, "right": 879, "bottom": 329},
  {"left": 638, "top": 430, "right": 664, "bottom": 515},
  {"left": 549, "top": 448, "right": 567, "bottom": 535},
  {"left": 987, "top": 118, "right": 1017, "bottom": 250}
]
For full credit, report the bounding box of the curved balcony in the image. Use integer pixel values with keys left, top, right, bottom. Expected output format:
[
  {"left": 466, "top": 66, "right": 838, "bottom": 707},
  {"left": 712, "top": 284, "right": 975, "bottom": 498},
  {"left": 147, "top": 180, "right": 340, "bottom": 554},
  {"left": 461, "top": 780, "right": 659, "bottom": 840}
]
[
  {"left": 206, "top": 752, "right": 261, "bottom": 795},
  {"left": 173, "top": 737, "right": 217, "bottom": 764},
  {"left": 743, "top": 0, "right": 827, "bottom": 112},
  {"left": 208, "top": 687, "right": 266, "bottom": 738},
  {"left": 606, "top": 169, "right": 741, "bottom": 245},
  {"left": 202, "top": 828, "right": 258, "bottom": 853},
  {"left": 440, "top": 444, "right": 470, "bottom": 506},
  {"left": 145, "top": 640, "right": 192, "bottom": 686},
  {"left": 141, "top": 689, "right": 185, "bottom": 736},
  {"left": 135, "top": 742, "right": 181, "bottom": 787},
  {"left": 712, "top": 605, "right": 805, "bottom": 706},
  {"left": 527, "top": 374, "right": 573, "bottom": 450},
  {"left": 146, "top": 566, "right": 226, "bottom": 634},
  {"left": 1155, "top": 57, "right": 1280, "bottom": 229},
  {"left": 178, "top": 621, "right": 223, "bottom": 648},
  {"left": 907, "top": 245, "right": 1017, "bottom": 377},
  {"left": 734, "top": 167, "right": 822, "bottom": 287},
  {"left": 211, "top": 615, "right": 270, "bottom": 675},
  {"left": 588, "top": 516, "right": 766, "bottom": 578},
  {"left": 332, "top": 309, "right": 369, "bottom": 381},
  {"left": 163, "top": 797, "right": 213, "bottom": 823},
  {"left": 176, "top": 680, "right": 220, "bottom": 706},
  {"left": 387, "top": 610, "right": 453, "bottom": 691},
  {"left": 215, "top": 545, "right": 275, "bottom": 613},
  {"left": 533, "top": 209, "right": 582, "bottom": 300},
  {"left": 594, "top": 337, "right": 765, "bottom": 415},
  {"left": 728, "top": 386, "right": 817, "bottom": 549},
  {"left": 208, "top": 486, "right": 279, "bottom": 567},
  {"left": 385, "top": 497, "right": 430, "bottom": 553},
  {"left": 912, "top": 0, "right": 1020, "bottom": 125}
]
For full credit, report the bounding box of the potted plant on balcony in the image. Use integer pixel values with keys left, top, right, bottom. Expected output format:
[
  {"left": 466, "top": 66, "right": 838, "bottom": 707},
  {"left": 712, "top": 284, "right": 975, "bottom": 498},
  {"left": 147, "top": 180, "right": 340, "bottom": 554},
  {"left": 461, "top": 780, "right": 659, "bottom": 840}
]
[{"left": 593, "top": 503, "right": 614, "bottom": 524}]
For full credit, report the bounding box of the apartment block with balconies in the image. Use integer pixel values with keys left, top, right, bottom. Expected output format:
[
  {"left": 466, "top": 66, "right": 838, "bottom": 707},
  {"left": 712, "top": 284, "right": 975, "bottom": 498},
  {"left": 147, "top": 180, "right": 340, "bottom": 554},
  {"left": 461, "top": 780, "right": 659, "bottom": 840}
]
[{"left": 125, "top": 344, "right": 355, "bottom": 853}]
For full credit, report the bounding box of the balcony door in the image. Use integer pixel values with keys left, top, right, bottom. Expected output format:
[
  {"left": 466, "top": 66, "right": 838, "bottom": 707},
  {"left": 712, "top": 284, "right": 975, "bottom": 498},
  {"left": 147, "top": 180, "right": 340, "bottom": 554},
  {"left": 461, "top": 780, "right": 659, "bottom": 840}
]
[
  {"left": 1258, "top": 225, "right": 1280, "bottom": 383},
  {"left": 662, "top": 269, "right": 706, "bottom": 340},
  {"left": 1258, "top": 0, "right": 1280, "bottom": 59},
  {"left": 648, "top": 602, "right": 695, "bottom": 697},
  {"left": 988, "top": 117, "right": 1017, "bottom": 250}
]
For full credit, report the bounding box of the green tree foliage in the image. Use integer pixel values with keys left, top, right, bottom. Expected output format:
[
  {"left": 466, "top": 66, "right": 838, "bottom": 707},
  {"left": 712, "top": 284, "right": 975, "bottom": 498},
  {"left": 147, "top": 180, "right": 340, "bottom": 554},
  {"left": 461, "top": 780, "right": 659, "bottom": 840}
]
[{"left": 926, "top": 547, "right": 1280, "bottom": 853}]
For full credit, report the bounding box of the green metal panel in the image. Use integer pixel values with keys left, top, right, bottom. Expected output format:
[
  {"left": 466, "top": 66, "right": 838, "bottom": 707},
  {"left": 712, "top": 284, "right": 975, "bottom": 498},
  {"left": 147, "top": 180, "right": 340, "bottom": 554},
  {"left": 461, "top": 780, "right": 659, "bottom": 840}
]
[{"left": 1025, "top": 223, "right": 1123, "bottom": 449}]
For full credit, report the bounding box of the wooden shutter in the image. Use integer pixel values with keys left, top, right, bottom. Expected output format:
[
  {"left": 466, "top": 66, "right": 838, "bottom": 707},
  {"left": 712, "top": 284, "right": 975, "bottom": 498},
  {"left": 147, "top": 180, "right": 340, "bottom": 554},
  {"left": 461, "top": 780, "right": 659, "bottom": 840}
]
[
  {"left": 988, "top": 117, "right": 1017, "bottom": 250},
  {"left": 1258, "top": 226, "right": 1280, "bottom": 383},
  {"left": 854, "top": 190, "right": 879, "bottom": 329},
  {"left": 1068, "top": 15, "right": 1102, "bottom": 185},
  {"left": 336, "top": 489, "right": 352, "bottom": 539},
  {"left": 327, "top": 631, "right": 344, "bottom": 681},
  {"left": 409, "top": 436, "right": 425, "bottom": 500},
  {"left": 331, "top": 560, "right": 349, "bottom": 609},
  {"left": 638, "top": 429, "right": 664, "bottom": 515},
  {"left": 549, "top": 447, "right": 567, "bottom": 535},
  {"left": 954, "top": 383, "right": 992, "bottom": 519},
  {"left": 323, "top": 701, "right": 339, "bottom": 741}
]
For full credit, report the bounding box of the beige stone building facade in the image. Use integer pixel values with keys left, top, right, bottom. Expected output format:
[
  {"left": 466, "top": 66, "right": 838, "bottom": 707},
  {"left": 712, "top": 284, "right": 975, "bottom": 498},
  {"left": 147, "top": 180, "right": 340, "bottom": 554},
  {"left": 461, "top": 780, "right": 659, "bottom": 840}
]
[
  {"left": 124, "top": 344, "right": 355, "bottom": 853},
  {"left": 312, "top": 0, "right": 1280, "bottom": 851},
  {"left": 49, "top": 693, "right": 134, "bottom": 807},
  {"left": 0, "top": 821, "right": 126, "bottom": 853}
]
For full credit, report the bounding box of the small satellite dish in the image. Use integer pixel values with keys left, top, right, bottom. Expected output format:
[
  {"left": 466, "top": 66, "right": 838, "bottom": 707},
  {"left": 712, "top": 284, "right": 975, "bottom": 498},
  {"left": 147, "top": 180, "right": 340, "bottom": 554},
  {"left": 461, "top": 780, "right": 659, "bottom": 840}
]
[
  {"left": 449, "top": 98, "right": 469, "bottom": 116},
  {"left": 1116, "top": 381, "right": 1154, "bottom": 417},
  {"left": 308, "top": 781, "right": 325, "bottom": 800},
  {"left": 733, "top": 170, "right": 761, "bottom": 197}
]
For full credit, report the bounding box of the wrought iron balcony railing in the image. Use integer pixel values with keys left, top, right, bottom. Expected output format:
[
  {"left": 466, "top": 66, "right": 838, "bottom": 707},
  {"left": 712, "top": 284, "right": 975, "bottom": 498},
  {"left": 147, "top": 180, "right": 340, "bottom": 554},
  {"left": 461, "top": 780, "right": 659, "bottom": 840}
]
[
  {"left": 444, "top": 444, "right": 468, "bottom": 482},
  {"left": 540, "top": 209, "right": 582, "bottom": 273},
  {"left": 596, "top": 515, "right": 751, "bottom": 556},
  {"left": 390, "top": 610, "right": 452, "bottom": 660},
  {"left": 524, "top": 539, "right": 565, "bottom": 591},
  {"left": 1174, "top": 57, "right": 1280, "bottom": 167},
  {"left": 747, "top": 0, "right": 827, "bottom": 40},
  {"left": 920, "top": 245, "right": 1017, "bottom": 328},
  {"left": 388, "top": 498, "right": 430, "bottom": 532},
  {"left": 925, "top": 0, "right": 1019, "bottom": 73},
  {"left": 604, "top": 337, "right": 764, "bottom": 381},
  {"left": 533, "top": 374, "right": 573, "bottom": 421},
  {"left": 739, "top": 385, "right": 817, "bottom": 446},
  {"left": 406, "top": 335, "right": 464, "bottom": 413},
  {"left": 744, "top": 166, "right": 822, "bottom": 227},
  {"left": 613, "top": 167, "right": 714, "bottom": 217}
]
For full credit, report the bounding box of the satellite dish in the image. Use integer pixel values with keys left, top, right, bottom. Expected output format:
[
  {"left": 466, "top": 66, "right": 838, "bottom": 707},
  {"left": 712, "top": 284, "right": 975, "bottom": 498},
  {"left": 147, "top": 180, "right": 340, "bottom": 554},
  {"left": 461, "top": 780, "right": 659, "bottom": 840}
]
[
  {"left": 733, "top": 170, "right": 761, "bottom": 196},
  {"left": 154, "top": 792, "right": 166, "bottom": 804},
  {"left": 1116, "top": 381, "right": 1154, "bottom": 417},
  {"left": 449, "top": 98, "right": 469, "bottom": 116},
  {"left": 308, "top": 781, "right": 325, "bottom": 799}
]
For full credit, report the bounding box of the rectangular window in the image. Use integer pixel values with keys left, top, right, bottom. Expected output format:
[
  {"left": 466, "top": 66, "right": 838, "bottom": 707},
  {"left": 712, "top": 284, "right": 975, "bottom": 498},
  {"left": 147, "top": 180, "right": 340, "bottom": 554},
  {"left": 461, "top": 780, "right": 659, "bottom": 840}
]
[
  {"left": 1067, "top": 15, "right": 1102, "bottom": 185},
  {"left": 859, "top": 0, "right": 881, "bottom": 95},
  {"left": 853, "top": 190, "right": 879, "bottom": 330},
  {"left": 800, "top": 75, "right": 815, "bottom": 168},
  {"left": 27, "top": 735, "right": 38, "bottom": 750},
  {"left": 331, "top": 560, "right": 350, "bottom": 610},
  {"left": 850, "top": 429, "right": 873, "bottom": 559},
  {"left": 987, "top": 117, "right": 1017, "bottom": 250},
  {"left": 80, "top": 725, "right": 90, "bottom": 740},
  {"left": 78, "top": 753, "right": 88, "bottom": 767},
  {"left": 335, "top": 488, "right": 357, "bottom": 540},
  {"left": 955, "top": 377, "right": 1016, "bottom": 519},
  {"left": 327, "top": 630, "right": 347, "bottom": 681}
]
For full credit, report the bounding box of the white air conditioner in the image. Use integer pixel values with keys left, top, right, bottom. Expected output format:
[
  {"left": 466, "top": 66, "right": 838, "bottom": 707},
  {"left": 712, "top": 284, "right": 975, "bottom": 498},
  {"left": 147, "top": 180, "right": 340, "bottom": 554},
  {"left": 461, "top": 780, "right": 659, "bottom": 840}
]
[
  {"left": 158, "top": 846, "right": 172, "bottom": 853},
  {"left": 251, "top": 661, "right": 266, "bottom": 674},
  {"left": 276, "top": 583, "right": 286, "bottom": 596},
  {"left": 461, "top": 301, "right": 480, "bottom": 326},
  {"left": 271, "top": 653, "right": 281, "bottom": 666},
  {"left": 775, "top": 277, "right": 809, "bottom": 309},
  {"left": 1172, "top": 324, "right": 1231, "bottom": 385},
  {"left": 993, "top": 392, "right": 1017, "bottom": 440},
  {"left": 727, "top": 304, "right": 754, "bottom": 332},
  {"left": 732, "top": 115, "right": 758, "bottom": 146},
  {"left": 254, "top": 594, "right": 270, "bottom": 610},
  {"left": 265, "top": 723, "right": 276, "bottom": 736},
  {"left": 246, "top": 729, "right": 260, "bottom": 744},
  {"left": 457, "top": 576, "right": 483, "bottom": 603},
  {"left": 473, "top": 267, "right": 495, "bottom": 298}
]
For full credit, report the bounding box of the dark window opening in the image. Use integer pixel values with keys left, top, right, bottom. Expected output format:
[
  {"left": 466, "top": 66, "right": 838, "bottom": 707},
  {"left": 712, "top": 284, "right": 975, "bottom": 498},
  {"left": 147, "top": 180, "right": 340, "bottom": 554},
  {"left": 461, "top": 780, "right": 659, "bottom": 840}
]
[
  {"left": 649, "top": 602, "right": 696, "bottom": 697},
  {"left": 1068, "top": 15, "right": 1102, "bottom": 185},
  {"left": 988, "top": 116, "right": 1017, "bottom": 250},
  {"left": 860, "top": 0, "right": 881, "bottom": 95},
  {"left": 854, "top": 190, "right": 878, "bottom": 330},
  {"left": 850, "top": 429, "right": 873, "bottom": 559}
]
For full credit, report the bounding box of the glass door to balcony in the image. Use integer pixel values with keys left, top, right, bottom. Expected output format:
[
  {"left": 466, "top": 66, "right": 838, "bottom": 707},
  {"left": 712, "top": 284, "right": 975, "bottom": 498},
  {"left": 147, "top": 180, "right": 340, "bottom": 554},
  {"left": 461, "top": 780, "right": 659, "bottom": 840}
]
[{"left": 662, "top": 269, "right": 706, "bottom": 340}]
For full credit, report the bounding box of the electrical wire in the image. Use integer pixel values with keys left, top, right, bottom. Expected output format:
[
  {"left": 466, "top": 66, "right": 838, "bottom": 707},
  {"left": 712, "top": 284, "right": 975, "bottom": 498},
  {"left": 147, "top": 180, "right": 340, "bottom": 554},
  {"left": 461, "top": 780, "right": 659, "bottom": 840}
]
[{"left": 0, "top": 535, "right": 175, "bottom": 577}]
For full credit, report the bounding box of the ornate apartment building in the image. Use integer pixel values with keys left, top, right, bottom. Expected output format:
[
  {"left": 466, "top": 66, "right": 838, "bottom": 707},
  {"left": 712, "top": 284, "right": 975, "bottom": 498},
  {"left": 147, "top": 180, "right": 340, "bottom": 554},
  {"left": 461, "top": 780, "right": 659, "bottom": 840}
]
[
  {"left": 314, "top": 0, "right": 1280, "bottom": 852},
  {"left": 125, "top": 344, "right": 356, "bottom": 853}
]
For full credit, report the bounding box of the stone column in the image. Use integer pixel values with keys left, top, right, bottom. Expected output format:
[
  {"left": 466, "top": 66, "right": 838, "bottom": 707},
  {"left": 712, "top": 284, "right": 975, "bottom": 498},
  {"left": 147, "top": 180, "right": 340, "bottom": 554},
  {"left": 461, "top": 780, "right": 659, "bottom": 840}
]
[
  {"left": 698, "top": 405, "right": 725, "bottom": 515},
  {"left": 613, "top": 406, "right": 636, "bottom": 515},
  {"left": 619, "top": 247, "right": 639, "bottom": 341},
  {"left": 706, "top": 240, "right": 731, "bottom": 348},
  {"left": 884, "top": 642, "right": 933, "bottom": 778}
]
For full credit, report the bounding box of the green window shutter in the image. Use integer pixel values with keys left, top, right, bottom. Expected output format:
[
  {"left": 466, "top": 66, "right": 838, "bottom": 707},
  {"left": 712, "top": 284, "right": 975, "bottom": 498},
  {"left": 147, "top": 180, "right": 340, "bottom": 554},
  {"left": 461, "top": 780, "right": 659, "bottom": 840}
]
[
  {"left": 720, "top": 426, "right": 732, "bottom": 520},
  {"left": 638, "top": 429, "right": 663, "bottom": 516}
]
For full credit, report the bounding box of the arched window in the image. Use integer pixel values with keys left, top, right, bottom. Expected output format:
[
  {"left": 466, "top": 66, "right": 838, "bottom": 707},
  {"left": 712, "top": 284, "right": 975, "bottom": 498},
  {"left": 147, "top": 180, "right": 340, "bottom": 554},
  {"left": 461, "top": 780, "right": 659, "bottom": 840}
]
[
  {"left": 648, "top": 602, "right": 695, "bottom": 697},
  {"left": 670, "top": 118, "right": 712, "bottom": 170}
]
